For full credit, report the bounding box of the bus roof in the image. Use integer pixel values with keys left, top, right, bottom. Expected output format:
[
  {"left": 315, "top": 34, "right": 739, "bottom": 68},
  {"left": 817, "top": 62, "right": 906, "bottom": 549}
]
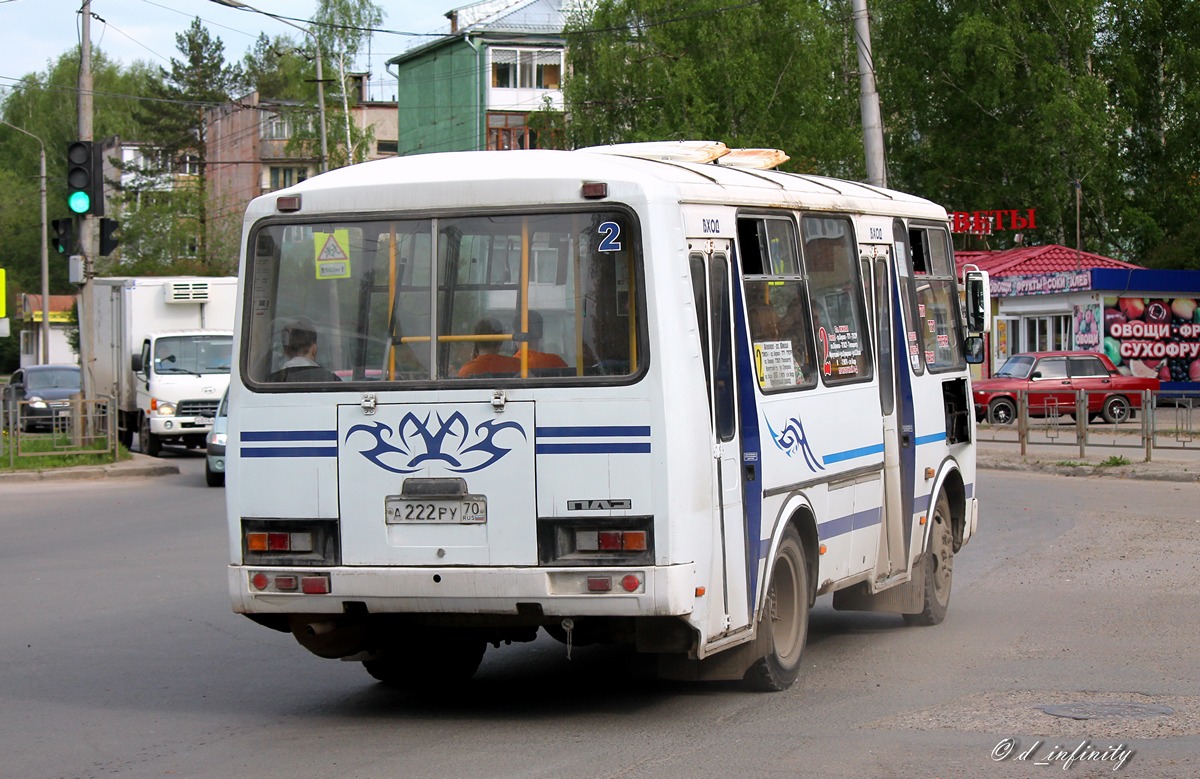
[{"left": 245, "top": 144, "right": 947, "bottom": 223}]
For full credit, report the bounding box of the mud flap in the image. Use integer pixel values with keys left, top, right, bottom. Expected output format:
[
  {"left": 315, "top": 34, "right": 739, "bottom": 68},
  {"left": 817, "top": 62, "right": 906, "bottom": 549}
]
[
  {"left": 831, "top": 553, "right": 927, "bottom": 614},
  {"left": 656, "top": 627, "right": 772, "bottom": 682}
]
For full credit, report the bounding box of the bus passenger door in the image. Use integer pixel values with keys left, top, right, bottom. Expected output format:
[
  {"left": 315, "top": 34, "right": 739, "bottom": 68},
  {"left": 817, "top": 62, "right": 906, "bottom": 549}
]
[
  {"left": 866, "top": 236, "right": 917, "bottom": 579},
  {"left": 688, "top": 241, "right": 751, "bottom": 639}
]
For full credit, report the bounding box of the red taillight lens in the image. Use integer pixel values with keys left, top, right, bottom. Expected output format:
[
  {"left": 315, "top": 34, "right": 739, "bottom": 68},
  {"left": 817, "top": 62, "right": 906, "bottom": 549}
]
[
  {"left": 267, "top": 532, "right": 289, "bottom": 551},
  {"left": 301, "top": 576, "right": 330, "bottom": 594},
  {"left": 597, "top": 531, "right": 622, "bottom": 550},
  {"left": 586, "top": 576, "right": 612, "bottom": 592},
  {"left": 621, "top": 574, "right": 641, "bottom": 592},
  {"left": 274, "top": 575, "right": 298, "bottom": 591},
  {"left": 251, "top": 572, "right": 270, "bottom": 590}
]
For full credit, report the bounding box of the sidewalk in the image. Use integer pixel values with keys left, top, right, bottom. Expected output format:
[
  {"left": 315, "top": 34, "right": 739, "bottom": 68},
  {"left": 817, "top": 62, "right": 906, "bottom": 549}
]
[
  {"left": 0, "top": 452, "right": 179, "bottom": 483},
  {"left": 977, "top": 440, "right": 1200, "bottom": 483}
]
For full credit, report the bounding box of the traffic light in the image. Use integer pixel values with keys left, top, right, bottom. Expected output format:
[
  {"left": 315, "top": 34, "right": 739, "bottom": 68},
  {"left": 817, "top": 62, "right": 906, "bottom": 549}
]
[
  {"left": 66, "top": 140, "right": 104, "bottom": 216},
  {"left": 51, "top": 217, "right": 75, "bottom": 255},
  {"left": 99, "top": 217, "right": 120, "bottom": 257}
]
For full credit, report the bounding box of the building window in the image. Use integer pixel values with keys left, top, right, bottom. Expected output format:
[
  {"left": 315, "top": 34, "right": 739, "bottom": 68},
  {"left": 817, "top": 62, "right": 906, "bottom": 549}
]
[
  {"left": 491, "top": 48, "right": 563, "bottom": 89},
  {"left": 269, "top": 166, "right": 308, "bottom": 192},
  {"left": 487, "top": 113, "right": 531, "bottom": 150},
  {"left": 376, "top": 140, "right": 398, "bottom": 155}
]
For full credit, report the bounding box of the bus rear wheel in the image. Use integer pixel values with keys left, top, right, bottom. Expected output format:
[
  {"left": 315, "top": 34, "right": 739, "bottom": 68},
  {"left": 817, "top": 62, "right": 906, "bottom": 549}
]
[
  {"left": 743, "top": 525, "right": 809, "bottom": 692},
  {"left": 363, "top": 630, "right": 486, "bottom": 691},
  {"left": 904, "top": 492, "right": 953, "bottom": 626}
]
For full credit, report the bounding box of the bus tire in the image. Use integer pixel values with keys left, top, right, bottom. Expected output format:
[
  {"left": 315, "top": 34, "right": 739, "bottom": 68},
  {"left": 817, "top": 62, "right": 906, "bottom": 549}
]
[
  {"left": 363, "top": 631, "right": 486, "bottom": 690},
  {"left": 743, "top": 525, "right": 809, "bottom": 692},
  {"left": 904, "top": 492, "right": 953, "bottom": 627}
]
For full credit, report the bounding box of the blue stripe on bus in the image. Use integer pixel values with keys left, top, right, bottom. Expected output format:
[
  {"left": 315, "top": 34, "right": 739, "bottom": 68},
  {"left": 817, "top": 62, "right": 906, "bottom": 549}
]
[
  {"left": 537, "top": 426, "right": 651, "bottom": 438},
  {"left": 240, "top": 446, "right": 338, "bottom": 458},
  {"left": 816, "top": 506, "right": 884, "bottom": 543},
  {"left": 914, "top": 431, "right": 948, "bottom": 446},
  {"left": 536, "top": 442, "right": 651, "bottom": 454},
  {"left": 822, "top": 442, "right": 885, "bottom": 464},
  {"left": 241, "top": 430, "right": 338, "bottom": 442}
]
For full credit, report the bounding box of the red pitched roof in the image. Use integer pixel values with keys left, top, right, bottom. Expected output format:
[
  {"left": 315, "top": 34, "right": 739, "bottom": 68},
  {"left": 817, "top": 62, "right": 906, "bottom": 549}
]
[{"left": 954, "top": 245, "right": 1142, "bottom": 277}]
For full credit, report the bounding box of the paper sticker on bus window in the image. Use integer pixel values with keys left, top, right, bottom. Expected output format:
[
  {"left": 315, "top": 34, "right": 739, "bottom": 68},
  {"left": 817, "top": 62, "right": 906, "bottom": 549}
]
[
  {"left": 314, "top": 230, "right": 351, "bottom": 279},
  {"left": 754, "top": 340, "right": 796, "bottom": 389},
  {"left": 928, "top": 318, "right": 936, "bottom": 332}
]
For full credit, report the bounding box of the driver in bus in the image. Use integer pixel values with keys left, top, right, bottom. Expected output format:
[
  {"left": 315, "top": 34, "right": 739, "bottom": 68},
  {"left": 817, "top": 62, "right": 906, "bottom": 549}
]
[{"left": 270, "top": 317, "right": 341, "bottom": 382}]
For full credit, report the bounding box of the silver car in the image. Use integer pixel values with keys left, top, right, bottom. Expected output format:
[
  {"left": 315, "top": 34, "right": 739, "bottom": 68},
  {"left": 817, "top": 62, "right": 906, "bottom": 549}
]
[{"left": 205, "top": 389, "right": 229, "bottom": 487}]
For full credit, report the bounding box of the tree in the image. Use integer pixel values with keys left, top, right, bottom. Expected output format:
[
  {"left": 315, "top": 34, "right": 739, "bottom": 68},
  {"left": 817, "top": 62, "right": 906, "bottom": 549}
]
[
  {"left": 1096, "top": 0, "right": 1200, "bottom": 269},
  {"left": 312, "top": 0, "right": 385, "bottom": 165},
  {"left": 0, "top": 49, "right": 157, "bottom": 371},
  {"left": 563, "top": 0, "right": 863, "bottom": 176},
  {"left": 872, "top": 0, "right": 1120, "bottom": 255},
  {"left": 243, "top": 33, "right": 318, "bottom": 102},
  {"left": 127, "top": 18, "right": 245, "bottom": 270}
]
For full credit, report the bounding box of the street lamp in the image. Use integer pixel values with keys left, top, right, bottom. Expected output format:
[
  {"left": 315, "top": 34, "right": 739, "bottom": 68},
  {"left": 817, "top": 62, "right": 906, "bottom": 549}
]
[
  {"left": 1, "top": 121, "right": 52, "bottom": 363},
  {"left": 210, "top": 0, "right": 329, "bottom": 173}
]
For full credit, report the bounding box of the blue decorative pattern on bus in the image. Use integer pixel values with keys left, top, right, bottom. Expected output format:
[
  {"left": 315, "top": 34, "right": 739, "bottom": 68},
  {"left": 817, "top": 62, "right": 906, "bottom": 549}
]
[
  {"left": 765, "top": 415, "right": 824, "bottom": 471},
  {"left": 345, "top": 414, "right": 527, "bottom": 474},
  {"left": 240, "top": 430, "right": 337, "bottom": 458},
  {"left": 535, "top": 426, "right": 651, "bottom": 454},
  {"left": 914, "top": 431, "right": 948, "bottom": 446}
]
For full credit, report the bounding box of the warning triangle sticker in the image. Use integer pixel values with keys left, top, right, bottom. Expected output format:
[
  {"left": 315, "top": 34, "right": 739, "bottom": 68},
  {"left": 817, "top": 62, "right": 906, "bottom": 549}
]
[{"left": 317, "top": 233, "right": 349, "bottom": 261}]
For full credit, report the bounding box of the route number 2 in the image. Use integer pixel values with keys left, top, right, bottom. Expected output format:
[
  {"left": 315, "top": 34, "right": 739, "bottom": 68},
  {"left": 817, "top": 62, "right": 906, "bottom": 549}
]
[{"left": 598, "top": 222, "right": 622, "bottom": 252}]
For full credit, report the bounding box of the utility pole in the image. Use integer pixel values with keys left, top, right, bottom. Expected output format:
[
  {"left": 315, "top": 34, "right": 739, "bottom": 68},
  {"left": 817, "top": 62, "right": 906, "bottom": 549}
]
[
  {"left": 78, "top": 0, "right": 96, "bottom": 403},
  {"left": 852, "top": 0, "right": 887, "bottom": 188}
]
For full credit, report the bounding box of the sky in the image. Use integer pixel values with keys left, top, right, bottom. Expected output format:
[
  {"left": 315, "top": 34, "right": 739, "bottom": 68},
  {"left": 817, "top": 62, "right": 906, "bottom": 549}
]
[{"left": 0, "top": 0, "right": 457, "bottom": 102}]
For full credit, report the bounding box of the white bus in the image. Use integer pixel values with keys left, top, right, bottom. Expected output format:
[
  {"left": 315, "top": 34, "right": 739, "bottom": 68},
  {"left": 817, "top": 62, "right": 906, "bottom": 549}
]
[{"left": 226, "top": 141, "right": 989, "bottom": 691}]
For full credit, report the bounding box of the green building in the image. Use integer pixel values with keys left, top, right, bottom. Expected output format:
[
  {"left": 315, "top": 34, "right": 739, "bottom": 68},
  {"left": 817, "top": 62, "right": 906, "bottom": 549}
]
[{"left": 387, "top": 0, "right": 568, "bottom": 155}]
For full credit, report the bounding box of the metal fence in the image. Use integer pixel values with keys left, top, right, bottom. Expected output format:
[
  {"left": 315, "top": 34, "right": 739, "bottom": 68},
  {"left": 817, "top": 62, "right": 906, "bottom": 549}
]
[
  {"left": 1, "top": 394, "right": 116, "bottom": 468},
  {"left": 974, "top": 388, "right": 1199, "bottom": 461}
]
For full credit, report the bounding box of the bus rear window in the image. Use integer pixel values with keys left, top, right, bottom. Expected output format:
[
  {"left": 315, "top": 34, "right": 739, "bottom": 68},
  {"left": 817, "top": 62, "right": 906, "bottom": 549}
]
[{"left": 244, "top": 211, "right": 643, "bottom": 385}]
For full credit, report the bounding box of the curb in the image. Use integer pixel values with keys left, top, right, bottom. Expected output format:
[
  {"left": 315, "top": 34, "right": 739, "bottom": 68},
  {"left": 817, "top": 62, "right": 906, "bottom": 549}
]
[
  {"left": 0, "top": 457, "right": 180, "bottom": 483},
  {"left": 978, "top": 456, "right": 1200, "bottom": 483}
]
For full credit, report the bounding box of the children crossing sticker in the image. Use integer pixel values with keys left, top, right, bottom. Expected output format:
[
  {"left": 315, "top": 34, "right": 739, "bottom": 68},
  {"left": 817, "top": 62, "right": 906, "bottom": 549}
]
[{"left": 313, "top": 230, "right": 351, "bottom": 279}]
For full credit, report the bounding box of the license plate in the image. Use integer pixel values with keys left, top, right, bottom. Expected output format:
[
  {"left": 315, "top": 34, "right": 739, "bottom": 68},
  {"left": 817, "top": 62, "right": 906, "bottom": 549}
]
[
  {"left": 385, "top": 496, "right": 487, "bottom": 524},
  {"left": 196, "top": 416, "right": 214, "bottom": 425}
]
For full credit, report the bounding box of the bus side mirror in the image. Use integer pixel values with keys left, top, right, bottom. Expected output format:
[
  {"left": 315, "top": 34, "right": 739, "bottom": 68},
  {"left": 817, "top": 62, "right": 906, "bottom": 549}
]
[
  {"left": 131, "top": 354, "right": 144, "bottom": 373},
  {"left": 963, "top": 267, "right": 991, "bottom": 334},
  {"left": 965, "top": 335, "right": 985, "bottom": 364}
]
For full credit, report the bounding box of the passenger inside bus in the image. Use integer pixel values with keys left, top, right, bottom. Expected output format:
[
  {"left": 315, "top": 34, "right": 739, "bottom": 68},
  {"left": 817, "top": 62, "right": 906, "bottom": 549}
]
[
  {"left": 511, "top": 311, "right": 568, "bottom": 370},
  {"left": 458, "top": 318, "right": 520, "bottom": 377},
  {"left": 270, "top": 317, "right": 341, "bottom": 382}
]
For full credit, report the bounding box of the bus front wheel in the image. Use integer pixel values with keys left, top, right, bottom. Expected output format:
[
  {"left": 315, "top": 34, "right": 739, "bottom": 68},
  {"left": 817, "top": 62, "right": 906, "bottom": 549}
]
[
  {"left": 903, "top": 492, "right": 953, "bottom": 626},
  {"left": 743, "top": 525, "right": 810, "bottom": 692}
]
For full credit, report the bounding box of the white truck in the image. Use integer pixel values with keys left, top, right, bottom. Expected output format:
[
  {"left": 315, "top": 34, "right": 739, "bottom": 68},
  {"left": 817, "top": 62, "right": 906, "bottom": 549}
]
[{"left": 90, "top": 277, "right": 236, "bottom": 456}]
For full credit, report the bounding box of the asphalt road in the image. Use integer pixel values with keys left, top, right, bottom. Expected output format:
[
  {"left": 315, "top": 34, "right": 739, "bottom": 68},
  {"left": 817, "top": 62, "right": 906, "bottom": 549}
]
[{"left": 1, "top": 456, "right": 1197, "bottom": 778}]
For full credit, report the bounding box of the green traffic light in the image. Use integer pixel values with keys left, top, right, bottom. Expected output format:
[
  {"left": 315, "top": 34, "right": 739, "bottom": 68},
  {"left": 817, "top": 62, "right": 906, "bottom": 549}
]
[{"left": 68, "top": 190, "right": 91, "bottom": 214}]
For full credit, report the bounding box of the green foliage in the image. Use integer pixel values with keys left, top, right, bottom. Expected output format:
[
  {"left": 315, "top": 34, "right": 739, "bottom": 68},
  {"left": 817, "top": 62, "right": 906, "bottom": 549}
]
[
  {"left": 873, "top": 0, "right": 1118, "bottom": 253},
  {"left": 312, "top": 0, "right": 385, "bottom": 166},
  {"left": 563, "top": 0, "right": 863, "bottom": 176},
  {"left": 243, "top": 34, "right": 319, "bottom": 102},
  {"left": 1099, "top": 455, "right": 1132, "bottom": 467}
]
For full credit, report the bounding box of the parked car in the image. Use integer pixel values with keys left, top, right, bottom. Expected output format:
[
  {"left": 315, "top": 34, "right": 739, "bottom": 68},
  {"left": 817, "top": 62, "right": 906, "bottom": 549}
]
[
  {"left": 205, "top": 389, "right": 229, "bottom": 487},
  {"left": 3, "top": 364, "right": 81, "bottom": 432},
  {"left": 974, "top": 351, "right": 1159, "bottom": 424}
]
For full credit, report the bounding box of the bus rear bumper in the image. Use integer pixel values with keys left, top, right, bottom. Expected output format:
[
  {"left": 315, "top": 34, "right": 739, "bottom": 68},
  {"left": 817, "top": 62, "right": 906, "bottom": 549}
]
[{"left": 229, "top": 562, "right": 699, "bottom": 619}]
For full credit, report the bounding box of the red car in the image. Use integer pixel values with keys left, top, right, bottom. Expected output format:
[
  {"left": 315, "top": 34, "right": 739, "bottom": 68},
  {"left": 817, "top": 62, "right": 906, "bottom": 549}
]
[{"left": 974, "top": 351, "right": 1159, "bottom": 424}]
